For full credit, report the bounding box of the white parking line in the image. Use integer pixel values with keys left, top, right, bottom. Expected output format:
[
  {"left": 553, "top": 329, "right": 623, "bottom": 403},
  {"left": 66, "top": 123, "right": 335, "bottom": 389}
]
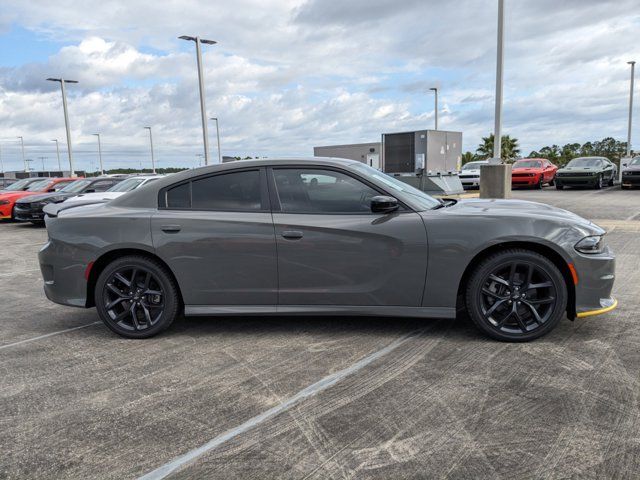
[
  {"left": 138, "top": 329, "right": 422, "bottom": 480},
  {"left": 0, "top": 322, "right": 102, "bottom": 351}
]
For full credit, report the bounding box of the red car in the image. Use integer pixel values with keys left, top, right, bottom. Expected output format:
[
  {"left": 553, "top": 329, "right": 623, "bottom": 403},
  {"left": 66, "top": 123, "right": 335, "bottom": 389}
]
[
  {"left": 0, "top": 177, "right": 77, "bottom": 220},
  {"left": 511, "top": 158, "right": 558, "bottom": 189}
]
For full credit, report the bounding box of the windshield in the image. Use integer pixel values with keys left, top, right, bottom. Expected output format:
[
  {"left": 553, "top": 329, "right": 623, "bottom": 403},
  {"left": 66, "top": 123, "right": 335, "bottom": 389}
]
[
  {"left": 462, "top": 162, "right": 485, "bottom": 170},
  {"left": 26, "top": 179, "right": 51, "bottom": 191},
  {"left": 60, "top": 179, "right": 92, "bottom": 193},
  {"left": 2, "top": 178, "right": 35, "bottom": 191},
  {"left": 107, "top": 178, "right": 145, "bottom": 192},
  {"left": 630, "top": 157, "right": 640, "bottom": 166},
  {"left": 567, "top": 157, "right": 602, "bottom": 168},
  {"left": 351, "top": 163, "right": 441, "bottom": 210},
  {"left": 514, "top": 160, "right": 542, "bottom": 168}
]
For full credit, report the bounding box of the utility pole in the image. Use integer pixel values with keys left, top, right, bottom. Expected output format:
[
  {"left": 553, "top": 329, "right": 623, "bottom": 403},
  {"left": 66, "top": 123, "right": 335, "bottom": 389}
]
[
  {"left": 429, "top": 88, "right": 438, "bottom": 130},
  {"left": 38, "top": 157, "right": 48, "bottom": 174},
  {"left": 47, "top": 78, "right": 78, "bottom": 176},
  {"left": 179, "top": 35, "right": 217, "bottom": 165},
  {"left": 493, "top": 0, "right": 505, "bottom": 163},
  {"left": 144, "top": 127, "right": 156, "bottom": 173},
  {"left": 17, "top": 136, "right": 27, "bottom": 172},
  {"left": 626, "top": 61, "right": 636, "bottom": 158},
  {"left": 51, "top": 139, "right": 62, "bottom": 171},
  {"left": 0, "top": 144, "right": 3, "bottom": 173},
  {"left": 92, "top": 133, "right": 104, "bottom": 174},
  {"left": 210, "top": 117, "right": 222, "bottom": 163}
]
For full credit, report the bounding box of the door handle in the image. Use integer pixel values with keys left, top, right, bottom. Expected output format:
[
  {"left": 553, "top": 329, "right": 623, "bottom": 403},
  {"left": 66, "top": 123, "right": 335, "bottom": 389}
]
[
  {"left": 281, "top": 230, "right": 304, "bottom": 240},
  {"left": 161, "top": 225, "right": 181, "bottom": 233}
]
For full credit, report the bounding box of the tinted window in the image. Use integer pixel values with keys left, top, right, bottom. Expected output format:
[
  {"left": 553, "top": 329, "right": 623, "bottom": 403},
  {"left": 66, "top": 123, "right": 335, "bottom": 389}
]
[
  {"left": 273, "top": 168, "right": 379, "bottom": 213},
  {"left": 191, "top": 170, "right": 261, "bottom": 211},
  {"left": 166, "top": 183, "right": 191, "bottom": 208},
  {"left": 53, "top": 180, "right": 74, "bottom": 191},
  {"left": 90, "top": 180, "right": 116, "bottom": 192}
]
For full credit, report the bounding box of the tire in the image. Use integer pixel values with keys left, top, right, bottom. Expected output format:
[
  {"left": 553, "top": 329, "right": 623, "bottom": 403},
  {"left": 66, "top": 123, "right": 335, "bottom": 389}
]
[
  {"left": 555, "top": 184, "right": 564, "bottom": 190},
  {"left": 549, "top": 178, "right": 555, "bottom": 186},
  {"left": 95, "top": 255, "right": 180, "bottom": 339},
  {"left": 465, "top": 249, "right": 568, "bottom": 342},
  {"left": 536, "top": 177, "right": 543, "bottom": 189},
  {"left": 608, "top": 176, "right": 614, "bottom": 187},
  {"left": 595, "top": 175, "right": 603, "bottom": 190}
]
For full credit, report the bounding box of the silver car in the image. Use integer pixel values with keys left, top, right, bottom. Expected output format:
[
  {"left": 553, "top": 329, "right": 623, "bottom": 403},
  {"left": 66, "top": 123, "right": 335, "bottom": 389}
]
[{"left": 39, "top": 158, "right": 617, "bottom": 341}]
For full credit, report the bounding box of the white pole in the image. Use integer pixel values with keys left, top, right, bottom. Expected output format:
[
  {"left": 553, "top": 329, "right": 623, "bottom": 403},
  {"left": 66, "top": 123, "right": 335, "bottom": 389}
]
[
  {"left": 195, "top": 38, "right": 211, "bottom": 165},
  {"left": 493, "top": 0, "right": 505, "bottom": 163},
  {"left": 18, "top": 136, "right": 27, "bottom": 172},
  {"left": 145, "top": 127, "right": 156, "bottom": 173},
  {"left": 626, "top": 61, "right": 635, "bottom": 158}
]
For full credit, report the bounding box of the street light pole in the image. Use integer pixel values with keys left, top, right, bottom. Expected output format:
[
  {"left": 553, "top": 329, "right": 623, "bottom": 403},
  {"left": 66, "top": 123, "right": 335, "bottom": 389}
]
[
  {"left": 51, "top": 139, "right": 62, "bottom": 171},
  {"left": 429, "top": 88, "right": 438, "bottom": 130},
  {"left": 493, "top": 0, "right": 505, "bottom": 163},
  {"left": 92, "top": 133, "right": 104, "bottom": 174},
  {"left": 17, "top": 136, "right": 27, "bottom": 172},
  {"left": 626, "top": 61, "right": 635, "bottom": 158},
  {"left": 144, "top": 127, "right": 156, "bottom": 173},
  {"left": 209, "top": 117, "right": 222, "bottom": 163},
  {"left": 47, "top": 78, "right": 78, "bottom": 176},
  {"left": 38, "top": 156, "right": 48, "bottom": 173},
  {"left": 0, "top": 144, "right": 4, "bottom": 173},
  {"left": 179, "top": 35, "right": 217, "bottom": 166}
]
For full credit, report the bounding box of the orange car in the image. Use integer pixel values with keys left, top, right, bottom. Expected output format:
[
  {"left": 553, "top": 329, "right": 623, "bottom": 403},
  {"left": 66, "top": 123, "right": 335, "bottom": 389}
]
[{"left": 0, "top": 177, "right": 78, "bottom": 220}]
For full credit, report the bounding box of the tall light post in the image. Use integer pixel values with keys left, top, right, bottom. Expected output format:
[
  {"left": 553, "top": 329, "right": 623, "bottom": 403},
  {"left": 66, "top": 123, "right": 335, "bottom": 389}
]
[
  {"left": 179, "top": 35, "right": 217, "bottom": 166},
  {"left": 626, "top": 61, "right": 635, "bottom": 158},
  {"left": 493, "top": 0, "right": 505, "bottom": 163},
  {"left": 17, "top": 136, "right": 27, "bottom": 172},
  {"left": 0, "top": 144, "right": 4, "bottom": 173},
  {"left": 51, "top": 139, "right": 62, "bottom": 171},
  {"left": 144, "top": 127, "right": 156, "bottom": 173},
  {"left": 92, "top": 133, "right": 104, "bottom": 174},
  {"left": 429, "top": 88, "right": 438, "bottom": 130},
  {"left": 38, "top": 156, "right": 48, "bottom": 173},
  {"left": 46, "top": 78, "right": 78, "bottom": 176},
  {"left": 209, "top": 117, "right": 222, "bottom": 163}
]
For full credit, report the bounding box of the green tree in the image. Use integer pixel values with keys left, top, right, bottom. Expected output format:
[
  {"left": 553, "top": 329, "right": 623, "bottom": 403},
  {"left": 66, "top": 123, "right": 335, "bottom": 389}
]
[
  {"left": 476, "top": 134, "right": 520, "bottom": 162},
  {"left": 461, "top": 151, "right": 478, "bottom": 166}
]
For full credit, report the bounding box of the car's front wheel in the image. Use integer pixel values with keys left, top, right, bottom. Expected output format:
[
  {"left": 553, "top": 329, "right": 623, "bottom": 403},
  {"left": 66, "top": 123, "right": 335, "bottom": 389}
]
[
  {"left": 465, "top": 249, "right": 567, "bottom": 341},
  {"left": 595, "top": 174, "right": 603, "bottom": 189},
  {"left": 95, "top": 255, "right": 180, "bottom": 338}
]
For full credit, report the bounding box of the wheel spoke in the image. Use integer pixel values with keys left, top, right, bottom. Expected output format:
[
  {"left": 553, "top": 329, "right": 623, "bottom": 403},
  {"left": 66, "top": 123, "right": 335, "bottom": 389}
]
[
  {"left": 141, "top": 303, "right": 153, "bottom": 325},
  {"left": 525, "top": 264, "right": 534, "bottom": 288},
  {"left": 143, "top": 272, "right": 151, "bottom": 289},
  {"left": 129, "top": 304, "right": 141, "bottom": 330},
  {"left": 130, "top": 269, "right": 138, "bottom": 288},
  {"left": 107, "top": 283, "right": 127, "bottom": 298},
  {"left": 106, "top": 297, "right": 126, "bottom": 310},
  {"left": 523, "top": 301, "right": 544, "bottom": 325},
  {"left": 485, "top": 298, "right": 508, "bottom": 317},
  {"left": 482, "top": 287, "right": 507, "bottom": 299},
  {"left": 513, "top": 307, "right": 529, "bottom": 332},
  {"left": 114, "top": 273, "right": 131, "bottom": 288},
  {"left": 526, "top": 281, "right": 553, "bottom": 290},
  {"left": 488, "top": 274, "right": 510, "bottom": 288},
  {"left": 526, "top": 296, "right": 555, "bottom": 305},
  {"left": 495, "top": 309, "right": 513, "bottom": 328},
  {"left": 508, "top": 262, "right": 518, "bottom": 285}
]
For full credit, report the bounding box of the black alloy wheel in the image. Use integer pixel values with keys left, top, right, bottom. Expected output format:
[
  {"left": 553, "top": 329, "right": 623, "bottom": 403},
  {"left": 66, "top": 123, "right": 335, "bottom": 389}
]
[
  {"left": 466, "top": 249, "right": 567, "bottom": 341},
  {"left": 95, "top": 256, "right": 179, "bottom": 338},
  {"left": 536, "top": 177, "right": 544, "bottom": 189},
  {"left": 595, "top": 174, "right": 603, "bottom": 190}
]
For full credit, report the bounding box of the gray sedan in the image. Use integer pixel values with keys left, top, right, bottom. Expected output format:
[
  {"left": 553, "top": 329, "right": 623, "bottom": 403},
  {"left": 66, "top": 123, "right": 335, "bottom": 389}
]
[{"left": 39, "top": 158, "right": 617, "bottom": 341}]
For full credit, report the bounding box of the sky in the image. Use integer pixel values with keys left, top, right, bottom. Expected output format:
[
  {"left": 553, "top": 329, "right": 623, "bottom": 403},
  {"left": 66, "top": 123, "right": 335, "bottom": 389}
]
[{"left": 0, "top": 0, "right": 639, "bottom": 172}]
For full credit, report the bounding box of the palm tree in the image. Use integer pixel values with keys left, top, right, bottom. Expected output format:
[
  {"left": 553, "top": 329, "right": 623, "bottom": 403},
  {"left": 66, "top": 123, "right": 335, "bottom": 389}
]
[
  {"left": 461, "top": 151, "right": 478, "bottom": 166},
  {"left": 476, "top": 134, "right": 520, "bottom": 162}
]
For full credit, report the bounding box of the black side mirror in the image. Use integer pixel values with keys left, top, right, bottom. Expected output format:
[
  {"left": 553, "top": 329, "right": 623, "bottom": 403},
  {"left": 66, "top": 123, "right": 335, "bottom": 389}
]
[
  {"left": 371, "top": 195, "right": 399, "bottom": 214},
  {"left": 85, "top": 189, "right": 96, "bottom": 193},
  {"left": 47, "top": 188, "right": 56, "bottom": 192}
]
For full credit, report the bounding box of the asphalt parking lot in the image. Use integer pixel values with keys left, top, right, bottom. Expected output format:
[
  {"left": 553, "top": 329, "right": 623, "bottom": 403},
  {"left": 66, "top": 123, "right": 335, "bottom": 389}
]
[{"left": 1, "top": 186, "right": 639, "bottom": 479}]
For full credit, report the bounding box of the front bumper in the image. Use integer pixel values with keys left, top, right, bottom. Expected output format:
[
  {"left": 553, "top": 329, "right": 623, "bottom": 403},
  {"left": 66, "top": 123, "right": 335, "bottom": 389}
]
[
  {"left": 459, "top": 176, "right": 480, "bottom": 188},
  {"left": 512, "top": 174, "right": 540, "bottom": 186},
  {"left": 555, "top": 175, "right": 599, "bottom": 187},
  {"left": 572, "top": 247, "right": 616, "bottom": 318},
  {"left": 0, "top": 203, "right": 13, "bottom": 219},
  {"left": 621, "top": 173, "right": 640, "bottom": 187},
  {"left": 14, "top": 202, "right": 46, "bottom": 222}
]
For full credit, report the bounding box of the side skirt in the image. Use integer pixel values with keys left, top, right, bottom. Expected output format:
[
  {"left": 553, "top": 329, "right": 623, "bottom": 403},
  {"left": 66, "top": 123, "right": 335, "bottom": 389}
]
[{"left": 185, "top": 305, "right": 456, "bottom": 319}]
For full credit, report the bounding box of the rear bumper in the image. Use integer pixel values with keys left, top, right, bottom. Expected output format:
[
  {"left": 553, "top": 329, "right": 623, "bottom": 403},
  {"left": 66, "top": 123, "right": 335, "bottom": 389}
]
[{"left": 39, "top": 239, "right": 89, "bottom": 308}]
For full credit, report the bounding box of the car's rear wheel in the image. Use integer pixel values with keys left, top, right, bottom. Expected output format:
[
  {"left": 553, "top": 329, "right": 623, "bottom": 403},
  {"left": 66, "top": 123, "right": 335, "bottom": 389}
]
[
  {"left": 549, "top": 177, "right": 555, "bottom": 186},
  {"left": 465, "top": 249, "right": 567, "bottom": 341},
  {"left": 555, "top": 184, "right": 564, "bottom": 190},
  {"left": 608, "top": 176, "right": 615, "bottom": 187},
  {"left": 95, "top": 256, "right": 179, "bottom": 338}
]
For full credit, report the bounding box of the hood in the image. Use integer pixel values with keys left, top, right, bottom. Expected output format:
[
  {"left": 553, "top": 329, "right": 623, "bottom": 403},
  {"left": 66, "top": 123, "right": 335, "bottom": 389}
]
[
  {"left": 445, "top": 198, "right": 604, "bottom": 234},
  {"left": 63, "top": 192, "right": 123, "bottom": 203},
  {"left": 623, "top": 165, "right": 640, "bottom": 172},
  {"left": 557, "top": 166, "right": 600, "bottom": 173},
  {"left": 15, "top": 191, "right": 75, "bottom": 204},
  {"left": 0, "top": 191, "right": 37, "bottom": 202},
  {"left": 512, "top": 167, "right": 542, "bottom": 172}
]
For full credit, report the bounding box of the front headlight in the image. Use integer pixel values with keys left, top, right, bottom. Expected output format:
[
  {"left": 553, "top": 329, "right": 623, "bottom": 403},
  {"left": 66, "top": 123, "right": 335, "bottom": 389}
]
[
  {"left": 575, "top": 235, "right": 606, "bottom": 254},
  {"left": 41, "top": 196, "right": 66, "bottom": 205}
]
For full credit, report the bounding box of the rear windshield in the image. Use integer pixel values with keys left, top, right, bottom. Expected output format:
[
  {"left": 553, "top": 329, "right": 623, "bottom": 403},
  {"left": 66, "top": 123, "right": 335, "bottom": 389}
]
[{"left": 60, "top": 179, "right": 92, "bottom": 193}]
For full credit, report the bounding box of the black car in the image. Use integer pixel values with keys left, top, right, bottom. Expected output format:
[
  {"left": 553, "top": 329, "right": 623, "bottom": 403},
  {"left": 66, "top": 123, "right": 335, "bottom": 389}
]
[
  {"left": 14, "top": 177, "right": 124, "bottom": 224},
  {"left": 621, "top": 157, "right": 640, "bottom": 189}
]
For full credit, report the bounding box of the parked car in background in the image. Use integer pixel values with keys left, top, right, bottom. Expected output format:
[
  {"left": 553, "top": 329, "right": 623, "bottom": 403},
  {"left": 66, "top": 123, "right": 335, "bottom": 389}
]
[
  {"left": 459, "top": 160, "right": 489, "bottom": 189},
  {"left": 0, "top": 177, "right": 46, "bottom": 194},
  {"left": 555, "top": 157, "right": 616, "bottom": 190},
  {"left": 621, "top": 156, "right": 640, "bottom": 189},
  {"left": 14, "top": 176, "right": 124, "bottom": 224},
  {"left": 0, "top": 177, "right": 76, "bottom": 220},
  {"left": 0, "top": 178, "right": 18, "bottom": 190},
  {"left": 59, "top": 175, "right": 164, "bottom": 208},
  {"left": 40, "top": 158, "right": 616, "bottom": 342},
  {"left": 511, "top": 158, "right": 557, "bottom": 189}
]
